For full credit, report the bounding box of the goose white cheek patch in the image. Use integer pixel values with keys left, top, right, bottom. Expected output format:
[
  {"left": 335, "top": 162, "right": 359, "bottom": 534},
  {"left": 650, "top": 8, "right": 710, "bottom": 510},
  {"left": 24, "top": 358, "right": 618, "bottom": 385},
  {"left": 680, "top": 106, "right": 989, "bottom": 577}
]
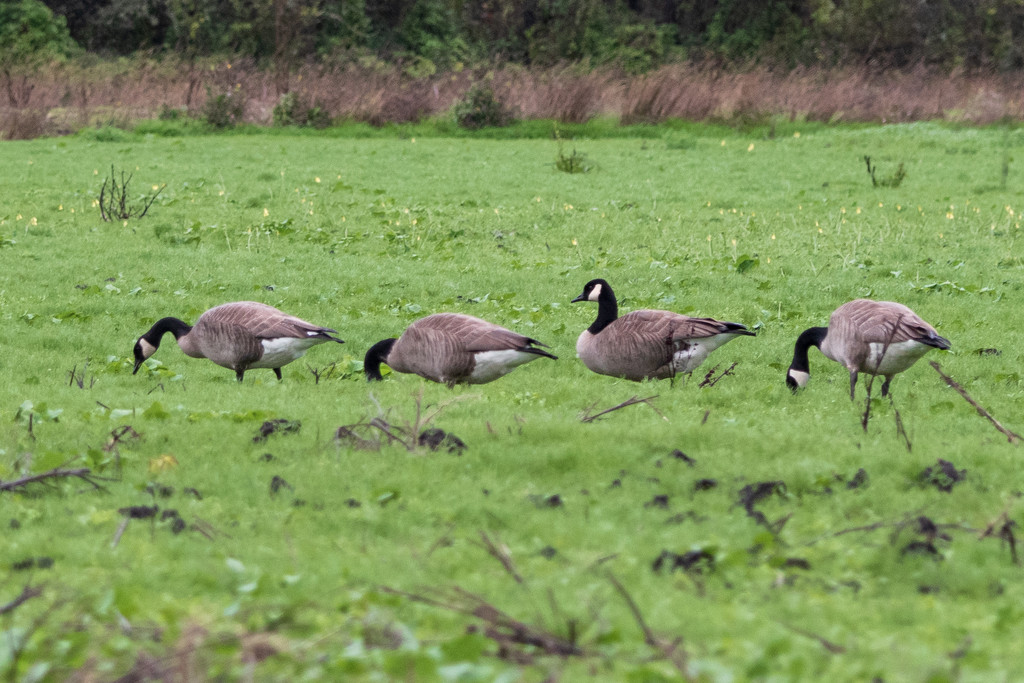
[
  {"left": 787, "top": 369, "right": 810, "bottom": 387},
  {"left": 139, "top": 339, "right": 157, "bottom": 359}
]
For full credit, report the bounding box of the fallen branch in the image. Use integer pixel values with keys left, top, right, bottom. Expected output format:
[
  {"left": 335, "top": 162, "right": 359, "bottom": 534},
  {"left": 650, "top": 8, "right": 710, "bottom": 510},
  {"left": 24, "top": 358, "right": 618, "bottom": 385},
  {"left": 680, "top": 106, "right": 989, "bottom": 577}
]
[
  {"left": 380, "top": 586, "right": 585, "bottom": 662},
  {"left": 0, "top": 585, "right": 42, "bottom": 616},
  {"left": 608, "top": 573, "right": 694, "bottom": 681},
  {"left": 0, "top": 466, "right": 105, "bottom": 493},
  {"left": 580, "top": 395, "right": 665, "bottom": 423},
  {"left": 475, "top": 531, "right": 523, "bottom": 584},
  {"left": 930, "top": 361, "right": 1022, "bottom": 444}
]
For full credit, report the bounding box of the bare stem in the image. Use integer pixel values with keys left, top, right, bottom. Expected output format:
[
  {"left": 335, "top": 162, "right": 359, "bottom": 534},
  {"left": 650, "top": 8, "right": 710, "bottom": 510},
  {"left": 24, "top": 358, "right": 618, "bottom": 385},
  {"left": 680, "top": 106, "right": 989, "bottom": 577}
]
[{"left": 930, "top": 361, "right": 1022, "bottom": 444}]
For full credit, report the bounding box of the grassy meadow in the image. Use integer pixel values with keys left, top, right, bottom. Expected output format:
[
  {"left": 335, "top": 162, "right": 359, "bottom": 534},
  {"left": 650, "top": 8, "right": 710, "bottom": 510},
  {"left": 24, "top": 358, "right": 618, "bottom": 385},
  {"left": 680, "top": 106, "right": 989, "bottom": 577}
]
[{"left": 1, "top": 120, "right": 1024, "bottom": 681}]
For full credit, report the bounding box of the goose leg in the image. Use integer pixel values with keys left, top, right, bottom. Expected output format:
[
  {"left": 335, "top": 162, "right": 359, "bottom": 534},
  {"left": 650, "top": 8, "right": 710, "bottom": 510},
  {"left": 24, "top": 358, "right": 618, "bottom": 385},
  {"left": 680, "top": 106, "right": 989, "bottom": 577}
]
[
  {"left": 881, "top": 376, "right": 892, "bottom": 397},
  {"left": 274, "top": 368, "right": 282, "bottom": 381},
  {"left": 848, "top": 370, "right": 858, "bottom": 400},
  {"left": 235, "top": 369, "right": 245, "bottom": 382}
]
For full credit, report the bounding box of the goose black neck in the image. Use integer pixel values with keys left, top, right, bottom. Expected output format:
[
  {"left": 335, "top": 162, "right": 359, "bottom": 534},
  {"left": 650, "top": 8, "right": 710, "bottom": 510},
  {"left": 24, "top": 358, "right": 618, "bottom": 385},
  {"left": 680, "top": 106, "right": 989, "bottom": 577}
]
[
  {"left": 588, "top": 286, "right": 619, "bottom": 335},
  {"left": 790, "top": 327, "right": 827, "bottom": 372},
  {"left": 145, "top": 317, "right": 193, "bottom": 344},
  {"left": 364, "top": 338, "right": 396, "bottom": 381}
]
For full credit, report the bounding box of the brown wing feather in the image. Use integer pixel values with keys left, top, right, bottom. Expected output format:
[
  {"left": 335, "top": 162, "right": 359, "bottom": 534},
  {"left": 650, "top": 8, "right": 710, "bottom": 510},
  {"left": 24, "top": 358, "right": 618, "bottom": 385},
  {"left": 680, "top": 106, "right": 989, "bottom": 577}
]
[
  {"left": 390, "top": 319, "right": 475, "bottom": 382},
  {"left": 200, "top": 302, "right": 337, "bottom": 339},
  {"left": 191, "top": 320, "right": 264, "bottom": 370},
  {"left": 408, "top": 313, "right": 535, "bottom": 352},
  {"left": 619, "top": 310, "right": 740, "bottom": 342},
  {"left": 832, "top": 300, "right": 935, "bottom": 344}
]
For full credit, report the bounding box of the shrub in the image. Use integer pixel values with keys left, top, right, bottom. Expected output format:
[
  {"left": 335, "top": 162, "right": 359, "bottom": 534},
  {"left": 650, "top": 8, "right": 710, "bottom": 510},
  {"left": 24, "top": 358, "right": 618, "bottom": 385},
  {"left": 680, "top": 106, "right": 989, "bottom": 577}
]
[
  {"left": 453, "top": 84, "right": 514, "bottom": 130},
  {"left": 0, "top": 0, "right": 79, "bottom": 106},
  {"left": 0, "top": 108, "right": 49, "bottom": 140},
  {"left": 272, "top": 92, "right": 331, "bottom": 129},
  {"left": 202, "top": 87, "right": 244, "bottom": 129}
]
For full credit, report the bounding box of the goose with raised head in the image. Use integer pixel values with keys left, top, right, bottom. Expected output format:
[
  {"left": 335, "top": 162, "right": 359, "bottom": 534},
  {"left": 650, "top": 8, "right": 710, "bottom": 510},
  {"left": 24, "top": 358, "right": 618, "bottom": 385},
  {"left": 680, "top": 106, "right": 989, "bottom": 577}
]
[
  {"left": 571, "top": 278, "right": 754, "bottom": 381},
  {"left": 364, "top": 313, "right": 557, "bottom": 386},
  {"left": 786, "top": 299, "right": 950, "bottom": 399},
  {"left": 133, "top": 301, "right": 344, "bottom": 382}
]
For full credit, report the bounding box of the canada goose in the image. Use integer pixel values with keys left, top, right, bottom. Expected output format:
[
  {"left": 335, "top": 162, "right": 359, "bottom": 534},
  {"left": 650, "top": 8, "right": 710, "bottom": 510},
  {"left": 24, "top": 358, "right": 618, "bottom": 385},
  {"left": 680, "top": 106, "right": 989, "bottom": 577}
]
[
  {"left": 364, "top": 313, "right": 557, "bottom": 386},
  {"left": 571, "top": 278, "right": 754, "bottom": 381},
  {"left": 786, "top": 299, "right": 951, "bottom": 399},
  {"left": 133, "top": 301, "right": 343, "bottom": 381}
]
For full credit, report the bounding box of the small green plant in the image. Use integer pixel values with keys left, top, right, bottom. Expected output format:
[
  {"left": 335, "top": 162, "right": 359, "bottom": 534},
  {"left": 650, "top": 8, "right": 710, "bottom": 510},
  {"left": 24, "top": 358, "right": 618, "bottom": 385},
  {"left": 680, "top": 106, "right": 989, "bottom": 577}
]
[
  {"left": 202, "top": 87, "right": 244, "bottom": 129},
  {"left": 157, "top": 105, "right": 185, "bottom": 121},
  {"left": 272, "top": 92, "right": 331, "bottom": 129},
  {"left": 453, "top": 83, "right": 514, "bottom": 130},
  {"left": 864, "top": 155, "right": 907, "bottom": 188},
  {"left": 555, "top": 146, "right": 590, "bottom": 174},
  {"left": 554, "top": 130, "right": 591, "bottom": 173}
]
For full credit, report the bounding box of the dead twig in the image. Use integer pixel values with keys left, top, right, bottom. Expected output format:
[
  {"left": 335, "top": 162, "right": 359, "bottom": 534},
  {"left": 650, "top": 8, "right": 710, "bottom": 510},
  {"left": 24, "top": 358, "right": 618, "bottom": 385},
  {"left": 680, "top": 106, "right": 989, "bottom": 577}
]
[
  {"left": 110, "top": 517, "right": 130, "bottom": 549},
  {"left": 0, "top": 466, "right": 106, "bottom": 493},
  {"left": 580, "top": 395, "right": 664, "bottom": 423},
  {"left": 0, "top": 585, "right": 42, "bottom": 616},
  {"left": 978, "top": 496, "right": 1021, "bottom": 564},
  {"left": 380, "top": 586, "right": 585, "bottom": 661},
  {"left": 698, "top": 362, "right": 738, "bottom": 389},
  {"left": 776, "top": 620, "right": 847, "bottom": 654},
  {"left": 930, "top": 361, "right": 1022, "bottom": 444},
  {"left": 890, "top": 395, "right": 912, "bottom": 452},
  {"left": 336, "top": 391, "right": 477, "bottom": 453},
  {"left": 307, "top": 362, "right": 338, "bottom": 384},
  {"left": 474, "top": 531, "right": 523, "bottom": 583},
  {"left": 608, "top": 573, "right": 694, "bottom": 681},
  {"left": 99, "top": 165, "right": 163, "bottom": 222}
]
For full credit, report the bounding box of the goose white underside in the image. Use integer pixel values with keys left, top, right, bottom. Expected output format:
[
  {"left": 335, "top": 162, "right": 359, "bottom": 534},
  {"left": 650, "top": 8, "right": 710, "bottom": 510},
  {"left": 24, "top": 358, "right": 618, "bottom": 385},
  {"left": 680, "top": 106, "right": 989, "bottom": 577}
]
[
  {"left": 669, "top": 333, "right": 745, "bottom": 374},
  {"left": 864, "top": 340, "right": 932, "bottom": 375},
  {"left": 466, "top": 349, "right": 542, "bottom": 384},
  {"left": 249, "top": 337, "right": 325, "bottom": 369}
]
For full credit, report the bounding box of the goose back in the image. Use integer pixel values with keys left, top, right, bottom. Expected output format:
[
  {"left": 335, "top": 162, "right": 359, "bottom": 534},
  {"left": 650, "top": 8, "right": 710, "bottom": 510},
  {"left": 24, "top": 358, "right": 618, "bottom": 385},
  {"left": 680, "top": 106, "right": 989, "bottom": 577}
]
[
  {"left": 821, "top": 299, "right": 950, "bottom": 376},
  {"left": 379, "top": 313, "right": 556, "bottom": 385},
  {"left": 577, "top": 309, "right": 751, "bottom": 381}
]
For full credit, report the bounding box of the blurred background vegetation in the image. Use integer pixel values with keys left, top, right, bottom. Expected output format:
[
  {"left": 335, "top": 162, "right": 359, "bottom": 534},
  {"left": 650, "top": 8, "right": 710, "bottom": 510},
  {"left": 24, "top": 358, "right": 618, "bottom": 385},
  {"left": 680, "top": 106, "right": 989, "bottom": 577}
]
[
  {"left": 12, "top": 0, "right": 1024, "bottom": 74},
  {"left": 4, "top": 0, "right": 1024, "bottom": 139}
]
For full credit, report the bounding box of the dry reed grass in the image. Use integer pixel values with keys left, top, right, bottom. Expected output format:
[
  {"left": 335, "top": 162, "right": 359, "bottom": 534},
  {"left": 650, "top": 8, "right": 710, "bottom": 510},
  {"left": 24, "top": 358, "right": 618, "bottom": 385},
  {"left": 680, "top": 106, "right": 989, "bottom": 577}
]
[{"left": 3, "top": 58, "right": 1024, "bottom": 139}]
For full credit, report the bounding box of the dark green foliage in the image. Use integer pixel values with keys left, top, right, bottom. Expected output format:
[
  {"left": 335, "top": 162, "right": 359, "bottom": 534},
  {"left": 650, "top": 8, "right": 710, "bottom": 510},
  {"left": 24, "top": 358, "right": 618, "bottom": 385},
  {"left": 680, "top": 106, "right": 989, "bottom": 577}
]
[
  {"left": 272, "top": 92, "right": 332, "bottom": 128},
  {"left": 0, "top": 0, "right": 78, "bottom": 62},
  {"left": 202, "top": 87, "right": 244, "bottom": 128},
  {"left": 452, "top": 83, "right": 514, "bottom": 130},
  {"left": 1, "top": 0, "right": 78, "bottom": 105},
  {"left": 35, "top": 0, "right": 1024, "bottom": 71},
  {"left": 90, "top": 0, "right": 171, "bottom": 53}
]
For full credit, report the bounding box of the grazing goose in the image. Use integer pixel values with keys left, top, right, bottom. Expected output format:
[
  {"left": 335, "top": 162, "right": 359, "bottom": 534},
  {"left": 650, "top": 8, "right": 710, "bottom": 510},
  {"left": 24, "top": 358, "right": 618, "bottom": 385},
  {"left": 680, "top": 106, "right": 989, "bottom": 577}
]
[
  {"left": 364, "top": 313, "right": 557, "bottom": 386},
  {"left": 133, "top": 301, "right": 344, "bottom": 381},
  {"left": 786, "top": 299, "right": 951, "bottom": 399},
  {"left": 571, "top": 278, "right": 754, "bottom": 381}
]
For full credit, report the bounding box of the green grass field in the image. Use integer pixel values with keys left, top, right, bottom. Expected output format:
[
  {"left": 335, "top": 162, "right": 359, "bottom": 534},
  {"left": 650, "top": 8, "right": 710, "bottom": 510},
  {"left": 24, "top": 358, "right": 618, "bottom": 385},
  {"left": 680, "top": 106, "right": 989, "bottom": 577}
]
[{"left": 2, "top": 120, "right": 1023, "bottom": 681}]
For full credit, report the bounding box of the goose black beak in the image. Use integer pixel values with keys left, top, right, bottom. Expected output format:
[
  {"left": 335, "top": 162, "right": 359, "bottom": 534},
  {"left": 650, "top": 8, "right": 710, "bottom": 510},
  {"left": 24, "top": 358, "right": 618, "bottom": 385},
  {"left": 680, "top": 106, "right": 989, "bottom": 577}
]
[
  {"left": 570, "top": 294, "right": 585, "bottom": 303},
  {"left": 133, "top": 359, "right": 143, "bottom": 375}
]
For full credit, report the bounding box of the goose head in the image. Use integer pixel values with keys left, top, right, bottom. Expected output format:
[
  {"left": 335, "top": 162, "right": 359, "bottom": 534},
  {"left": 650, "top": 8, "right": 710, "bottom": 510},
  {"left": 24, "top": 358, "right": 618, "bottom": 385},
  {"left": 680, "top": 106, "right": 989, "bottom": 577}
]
[
  {"left": 132, "top": 336, "right": 159, "bottom": 374},
  {"left": 571, "top": 278, "right": 613, "bottom": 304},
  {"left": 364, "top": 338, "right": 398, "bottom": 381}
]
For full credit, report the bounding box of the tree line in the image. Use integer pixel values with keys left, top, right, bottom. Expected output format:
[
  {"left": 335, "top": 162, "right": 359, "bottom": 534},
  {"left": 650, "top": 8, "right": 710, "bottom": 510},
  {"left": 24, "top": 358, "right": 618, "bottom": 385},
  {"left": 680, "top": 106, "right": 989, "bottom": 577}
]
[{"left": 10, "top": 0, "right": 1024, "bottom": 73}]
